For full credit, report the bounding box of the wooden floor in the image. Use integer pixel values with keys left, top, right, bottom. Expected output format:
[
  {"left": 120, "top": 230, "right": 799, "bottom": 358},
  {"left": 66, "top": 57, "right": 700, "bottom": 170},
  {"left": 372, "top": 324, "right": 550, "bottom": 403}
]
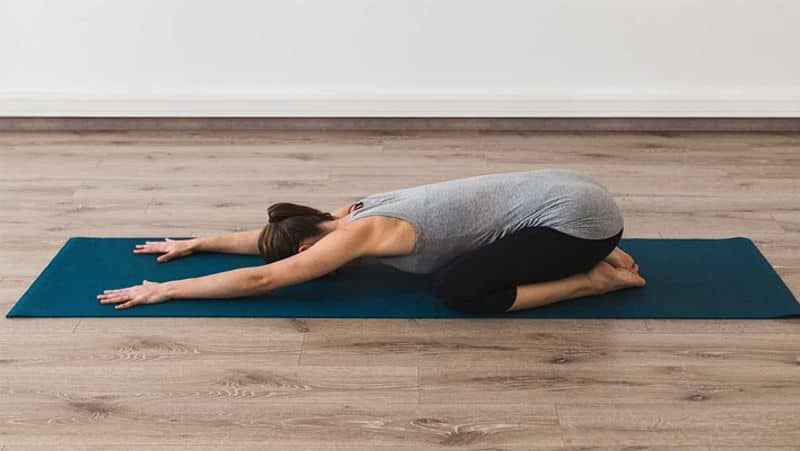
[{"left": 1, "top": 130, "right": 799, "bottom": 450}]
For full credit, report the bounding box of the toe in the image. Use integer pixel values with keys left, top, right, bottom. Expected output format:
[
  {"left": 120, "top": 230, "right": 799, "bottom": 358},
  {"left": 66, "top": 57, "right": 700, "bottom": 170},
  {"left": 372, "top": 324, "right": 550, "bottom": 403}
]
[{"left": 619, "top": 267, "right": 646, "bottom": 287}]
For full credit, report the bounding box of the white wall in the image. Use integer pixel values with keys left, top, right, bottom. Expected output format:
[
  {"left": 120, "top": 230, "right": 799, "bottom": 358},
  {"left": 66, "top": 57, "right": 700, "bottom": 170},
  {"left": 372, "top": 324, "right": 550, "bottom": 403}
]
[{"left": 1, "top": 0, "right": 799, "bottom": 117}]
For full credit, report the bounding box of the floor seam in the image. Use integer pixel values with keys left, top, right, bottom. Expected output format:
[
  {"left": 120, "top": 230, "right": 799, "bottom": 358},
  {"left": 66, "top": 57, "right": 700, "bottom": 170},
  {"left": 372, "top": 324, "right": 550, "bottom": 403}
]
[
  {"left": 297, "top": 332, "right": 306, "bottom": 366},
  {"left": 417, "top": 366, "right": 421, "bottom": 405},
  {"left": 143, "top": 197, "right": 154, "bottom": 215},
  {"left": 554, "top": 403, "right": 566, "bottom": 448}
]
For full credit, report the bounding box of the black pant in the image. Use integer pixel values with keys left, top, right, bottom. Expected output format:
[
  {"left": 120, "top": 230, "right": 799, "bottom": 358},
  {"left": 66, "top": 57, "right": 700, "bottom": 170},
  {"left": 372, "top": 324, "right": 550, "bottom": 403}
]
[{"left": 431, "top": 226, "right": 623, "bottom": 314}]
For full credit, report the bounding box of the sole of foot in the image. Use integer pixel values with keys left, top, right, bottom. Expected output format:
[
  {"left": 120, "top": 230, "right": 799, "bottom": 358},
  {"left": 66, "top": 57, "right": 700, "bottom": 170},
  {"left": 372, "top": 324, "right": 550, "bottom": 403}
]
[
  {"left": 587, "top": 260, "right": 647, "bottom": 295},
  {"left": 604, "top": 246, "right": 639, "bottom": 273}
]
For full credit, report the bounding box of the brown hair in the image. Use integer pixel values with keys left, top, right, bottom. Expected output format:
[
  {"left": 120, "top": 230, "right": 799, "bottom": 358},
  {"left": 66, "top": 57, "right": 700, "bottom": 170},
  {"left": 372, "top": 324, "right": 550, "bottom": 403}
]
[{"left": 258, "top": 202, "right": 334, "bottom": 263}]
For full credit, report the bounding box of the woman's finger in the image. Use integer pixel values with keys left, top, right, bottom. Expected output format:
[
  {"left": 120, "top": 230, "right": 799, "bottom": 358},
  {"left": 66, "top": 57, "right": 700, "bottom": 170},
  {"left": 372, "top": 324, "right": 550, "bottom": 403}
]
[
  {"left": 101, "top": 292, "right": 135, "bottom": 303},
  {"left": 157, "top": 253, "right": 172, "bottom": 262},
  {"left": 98, "top": 293, "right": 130, "bottom": 303},
  {"left": 99, "top": 296, "right": 125, "bottom": 304},
  {"left": 134, "top": 244, "right": 169, "bottom": 254},
  {"left": 115, "top": 300, "right": 138, "bottom": 309},
  {"left": 98, "top": 288, "right": 131, "bottom": 297},
  {"left": 99, "top": 297, "right": 123, "bottom": 304}
]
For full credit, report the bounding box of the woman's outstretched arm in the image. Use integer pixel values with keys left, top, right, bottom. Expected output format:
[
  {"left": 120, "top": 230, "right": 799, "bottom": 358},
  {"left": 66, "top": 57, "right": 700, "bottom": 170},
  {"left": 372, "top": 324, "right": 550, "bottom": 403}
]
[
  {"left": 133, "top": 228, "right": 263, "bottom": 262},
  {"left": 191, "top": 228, "right": 263, "bottom": 255},
  {"left": 98, "top": 221, "right": 377, "bottom": 310}
]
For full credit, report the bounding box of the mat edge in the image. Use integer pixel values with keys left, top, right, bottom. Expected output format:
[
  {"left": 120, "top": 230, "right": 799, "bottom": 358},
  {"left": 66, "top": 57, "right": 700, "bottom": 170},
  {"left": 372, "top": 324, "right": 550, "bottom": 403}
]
[{"left": 6, "top": 237, "right": 79, "bottom": 318}]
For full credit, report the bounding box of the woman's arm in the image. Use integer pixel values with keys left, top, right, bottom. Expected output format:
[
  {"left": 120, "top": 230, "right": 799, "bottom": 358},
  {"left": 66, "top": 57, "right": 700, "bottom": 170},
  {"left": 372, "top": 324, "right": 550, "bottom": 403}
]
[
  {"left": 133, "top": 228, "right": 263, "bottom": 262},
  {"left": 163, "top": 265, "right": 269, "bottom": 299},
  {"left": 98, "top": 220, "right": 377, "bottom": 309},
  {"left": 192, "top": 228, "right": 263, "bottom": 255},
  {"left": 191, "top": 201, "right": 360, "bottom": 255},
  {"left": 97, "top": 265, "right": 271, "bottom": 310},
  {"left": 175, "top": 224, "right": 376, "bottom": 297}
]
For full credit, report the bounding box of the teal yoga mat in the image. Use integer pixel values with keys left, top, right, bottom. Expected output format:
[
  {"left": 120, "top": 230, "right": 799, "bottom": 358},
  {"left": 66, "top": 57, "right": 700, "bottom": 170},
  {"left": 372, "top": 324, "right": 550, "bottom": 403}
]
[{"left": 6, "top": 236, "right": 800, "bottom": 318}]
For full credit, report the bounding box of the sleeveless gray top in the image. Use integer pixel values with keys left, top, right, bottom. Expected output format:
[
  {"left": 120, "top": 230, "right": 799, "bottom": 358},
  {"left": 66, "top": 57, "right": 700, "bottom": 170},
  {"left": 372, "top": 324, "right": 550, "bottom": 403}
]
[{"left": 350, "top": 168, "right": 624, "bottom": 274}]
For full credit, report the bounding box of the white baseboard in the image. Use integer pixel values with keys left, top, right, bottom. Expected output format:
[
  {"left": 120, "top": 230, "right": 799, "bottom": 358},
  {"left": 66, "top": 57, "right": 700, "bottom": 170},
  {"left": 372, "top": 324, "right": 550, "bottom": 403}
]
[{"left": 2, "top": 98, "right": 800, "bottom": 117}]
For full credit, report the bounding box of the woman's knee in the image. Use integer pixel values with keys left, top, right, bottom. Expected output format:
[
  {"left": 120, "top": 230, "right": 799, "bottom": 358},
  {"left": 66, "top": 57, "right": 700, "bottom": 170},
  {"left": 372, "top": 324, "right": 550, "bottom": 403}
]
[
  {"left": 432, "top": 273, "right": 514, "bottom": 314},
  {"left": 431, "top": 269, "right": 462, "bottom": 306}
]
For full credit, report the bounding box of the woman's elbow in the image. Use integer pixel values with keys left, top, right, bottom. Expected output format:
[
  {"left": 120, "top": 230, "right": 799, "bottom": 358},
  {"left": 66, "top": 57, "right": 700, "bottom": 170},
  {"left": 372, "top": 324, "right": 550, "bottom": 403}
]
[{"left": 247, "top": 269, "right": 274, "bottom": 293}]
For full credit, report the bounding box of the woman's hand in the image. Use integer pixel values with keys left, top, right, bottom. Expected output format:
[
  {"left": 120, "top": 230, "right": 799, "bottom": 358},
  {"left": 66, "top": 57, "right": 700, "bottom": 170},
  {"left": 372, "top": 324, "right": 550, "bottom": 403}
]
[
  {"left": 97, "top": 280, "right": 171, "bottom": 310},
  {"left": 134, "top": 237, "right": 196, "bottom": 262}
]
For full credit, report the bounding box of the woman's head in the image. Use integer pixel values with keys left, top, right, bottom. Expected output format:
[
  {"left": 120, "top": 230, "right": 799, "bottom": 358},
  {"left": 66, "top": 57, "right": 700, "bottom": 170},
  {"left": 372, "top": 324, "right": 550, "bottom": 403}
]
[{"left": 258, "top": 202, "right": 334, "bottom": 263}]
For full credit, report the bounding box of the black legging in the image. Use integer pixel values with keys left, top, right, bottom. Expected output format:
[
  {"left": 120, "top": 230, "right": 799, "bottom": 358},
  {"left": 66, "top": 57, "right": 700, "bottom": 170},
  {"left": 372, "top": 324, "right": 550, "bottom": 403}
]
[{"left": 431, "top": 226, "right": 623, "bottom": 314}]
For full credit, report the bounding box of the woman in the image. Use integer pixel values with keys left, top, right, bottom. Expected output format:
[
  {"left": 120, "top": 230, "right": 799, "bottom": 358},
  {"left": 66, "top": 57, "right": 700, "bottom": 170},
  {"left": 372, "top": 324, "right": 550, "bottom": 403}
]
[{"left": 98, "top": 168, "right": 646, "bottom": 312}]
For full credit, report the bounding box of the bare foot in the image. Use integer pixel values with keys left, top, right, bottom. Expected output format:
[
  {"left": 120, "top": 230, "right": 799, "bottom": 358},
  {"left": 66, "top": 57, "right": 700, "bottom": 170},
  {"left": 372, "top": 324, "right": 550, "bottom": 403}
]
[
  {"left": 586, "top": 260, "right": 646, "bottom": 295},
  {"left": 603, "top": 246, "right": 639, "bottom": 273}
]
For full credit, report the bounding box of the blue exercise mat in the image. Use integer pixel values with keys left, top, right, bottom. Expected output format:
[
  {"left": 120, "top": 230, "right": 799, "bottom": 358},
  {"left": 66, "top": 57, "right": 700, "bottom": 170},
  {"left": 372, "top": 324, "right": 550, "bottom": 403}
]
[{"left": 6, "top": 236, "right": 800, "bottom": 318}]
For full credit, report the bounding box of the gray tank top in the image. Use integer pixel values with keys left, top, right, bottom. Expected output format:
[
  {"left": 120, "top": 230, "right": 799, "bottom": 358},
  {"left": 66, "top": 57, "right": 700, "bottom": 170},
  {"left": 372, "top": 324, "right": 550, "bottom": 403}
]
[{"left": 350, "top": 168, "right": 624, "bottom": 274}]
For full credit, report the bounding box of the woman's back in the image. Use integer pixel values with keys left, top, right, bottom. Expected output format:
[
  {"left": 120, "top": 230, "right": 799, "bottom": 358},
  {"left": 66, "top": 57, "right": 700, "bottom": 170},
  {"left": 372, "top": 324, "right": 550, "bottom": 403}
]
[{"left": 350, "top": 168, "right": 623, "bottom": 274}]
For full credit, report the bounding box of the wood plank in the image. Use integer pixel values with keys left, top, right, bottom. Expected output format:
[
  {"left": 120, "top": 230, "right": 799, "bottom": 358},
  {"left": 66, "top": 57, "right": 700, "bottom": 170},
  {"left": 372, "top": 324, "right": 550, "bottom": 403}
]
[
  {"left": 421, "top": 363, "right": 800, "bottom": 404},
  {"left": 0, "top": 319, "right": 303, "bottom": 368},
  {"left": 300, "top": 331, "right": 800, "bottom": 368},
  {"left": 0, "top": 399, "right": 561, "bottom": 448},
  {"left": 1, "top": 363, "right": 419, "bottom": 405},
  {"left": 557, "top": 403, "right": 800, "bottom": 447}
]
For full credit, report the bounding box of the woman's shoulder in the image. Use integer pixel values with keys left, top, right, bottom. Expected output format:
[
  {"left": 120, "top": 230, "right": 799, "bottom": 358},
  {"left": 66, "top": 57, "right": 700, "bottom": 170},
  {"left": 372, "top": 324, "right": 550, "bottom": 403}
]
[{"left": 346, "top": 214, "right": 419, "bottom": 257}]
